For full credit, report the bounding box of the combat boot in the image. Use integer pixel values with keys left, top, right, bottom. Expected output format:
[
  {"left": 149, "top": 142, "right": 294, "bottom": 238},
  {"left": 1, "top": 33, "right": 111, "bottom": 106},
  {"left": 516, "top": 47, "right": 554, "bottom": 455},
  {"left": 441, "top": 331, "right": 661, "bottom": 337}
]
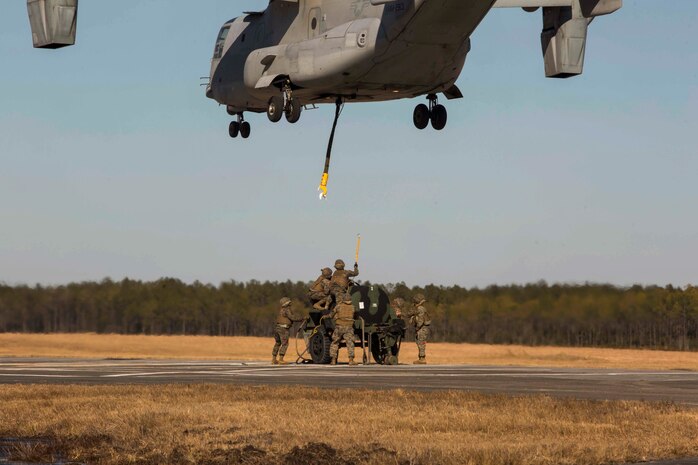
[
  {"left": 278, "top": 356, "right": 289, "bottom": 365},
  {"left": 330, "top": 357, "right": 337, "bottom": 366},
  {"left": 272, "top": 356, "right": 279, "bottom": 365},
  {"left": 413, "top": 357, "right": 427, "bottom": 365},
  {"left": 348, "top": 357, "right": 358, "bottom": 366}
]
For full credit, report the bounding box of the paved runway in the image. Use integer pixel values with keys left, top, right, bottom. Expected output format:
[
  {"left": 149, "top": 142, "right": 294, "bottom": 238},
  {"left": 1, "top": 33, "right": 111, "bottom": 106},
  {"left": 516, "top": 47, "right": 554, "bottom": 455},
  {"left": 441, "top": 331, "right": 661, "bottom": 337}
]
[{"left": 1, "top": 357, "right": 697, "bottom": 405}]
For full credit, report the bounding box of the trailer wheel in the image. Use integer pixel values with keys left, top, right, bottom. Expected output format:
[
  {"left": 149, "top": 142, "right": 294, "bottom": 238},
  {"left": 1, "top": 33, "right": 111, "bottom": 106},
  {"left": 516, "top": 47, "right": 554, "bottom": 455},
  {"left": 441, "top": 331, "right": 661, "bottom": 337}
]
[
  {"left": 371, "top": 333, "right": 401, "bottom": 365},
  {"left": 309, "top": 329, "right": 332, "bottom": 364},
  {"left": 371, "top": 345, "right": 385, "bottom": 365}
]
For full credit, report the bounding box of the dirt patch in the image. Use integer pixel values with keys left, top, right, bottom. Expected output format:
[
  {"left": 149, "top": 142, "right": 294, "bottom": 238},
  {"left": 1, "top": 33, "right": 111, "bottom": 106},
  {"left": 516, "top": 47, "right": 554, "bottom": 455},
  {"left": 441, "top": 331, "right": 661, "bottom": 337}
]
[
  {"left": 283, "top": 442, "right": 349, "bottom": 465},
  {"left": 0, "top": 437, "right": 402, "bottom": 465},
  {"left": 0, "top": 437, "right": 62, "bottom": 464},
  {"left": 200, "top": 443, "right": 403, "bottom": 465},
  {"left": 0, "top": 435, "right": 119, "bottom": 465},
  {"left": 196, "top": 445, "right": 264, "bottom": 465}
]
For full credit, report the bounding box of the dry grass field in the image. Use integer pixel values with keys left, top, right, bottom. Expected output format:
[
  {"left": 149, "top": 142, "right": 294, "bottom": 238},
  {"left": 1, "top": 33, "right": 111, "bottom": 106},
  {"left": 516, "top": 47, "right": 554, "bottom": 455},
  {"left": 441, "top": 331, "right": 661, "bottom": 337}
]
[
  {"left": 2, "top": 333, "right": 698, "bottom": 370},
  {"left": 1, "top": 384, "right": 697, "bottom": 465}
]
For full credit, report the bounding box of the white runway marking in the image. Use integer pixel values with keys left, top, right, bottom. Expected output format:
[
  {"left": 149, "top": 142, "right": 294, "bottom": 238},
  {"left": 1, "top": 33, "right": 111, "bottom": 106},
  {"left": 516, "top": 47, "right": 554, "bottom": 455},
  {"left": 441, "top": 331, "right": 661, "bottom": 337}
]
[
  {"left": 102, "top": 371, "right": 183, "bottom": 378},
  {"left": 0, "top": 373, "right": 84, "bottom": 378}
]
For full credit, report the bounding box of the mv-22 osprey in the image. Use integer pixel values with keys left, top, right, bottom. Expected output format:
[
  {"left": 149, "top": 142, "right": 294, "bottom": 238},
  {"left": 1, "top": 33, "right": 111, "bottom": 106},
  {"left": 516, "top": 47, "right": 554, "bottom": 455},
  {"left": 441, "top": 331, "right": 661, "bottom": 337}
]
[
  {"left": 27, "top": 0, "right": 621, "bottom": 196},
  {"left": 28, "top": 0, "right": 622, "bottom": 138}
]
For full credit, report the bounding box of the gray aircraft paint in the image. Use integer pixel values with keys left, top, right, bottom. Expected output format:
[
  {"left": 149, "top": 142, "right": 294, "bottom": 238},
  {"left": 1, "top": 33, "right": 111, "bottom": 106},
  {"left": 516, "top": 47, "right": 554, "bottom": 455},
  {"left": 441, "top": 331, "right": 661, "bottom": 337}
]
[
  {"left": 26, "top": 0, "right": 622, "bottom": 118},
  {"left": 204, "top": 0, "right": 622, "bottom": 114},
  {"left": 26, "top": 0, "right": 78, "bottom": 49},
  {"left": 208, "top": 0, "right": 492, "bottom": 113}
]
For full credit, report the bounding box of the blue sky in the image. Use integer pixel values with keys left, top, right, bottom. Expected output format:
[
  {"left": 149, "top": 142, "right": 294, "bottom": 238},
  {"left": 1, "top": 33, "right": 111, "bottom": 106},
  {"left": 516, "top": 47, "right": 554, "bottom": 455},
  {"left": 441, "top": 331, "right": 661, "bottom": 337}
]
[{"left": 1, "top": 1, "right": 697, "bottom": 287}]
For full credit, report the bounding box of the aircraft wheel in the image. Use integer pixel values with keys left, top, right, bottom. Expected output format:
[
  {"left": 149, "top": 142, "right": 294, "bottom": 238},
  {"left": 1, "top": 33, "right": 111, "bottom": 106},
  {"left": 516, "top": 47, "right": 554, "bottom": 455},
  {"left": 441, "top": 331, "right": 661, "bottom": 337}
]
[
  {"left": 267, "top": 96, "right": 284, "bottom": 123},
  {"left": 228, "top": 121, "right": 239, "bottom": 138},
  {"left": 285, "top": 98, "right": 302, "bottom": 124},
  {"left": 431, "top": 104, "right": 448, "bottom": 131},
  {"left": 240, "top": 121, "right": 251, "bottom": 139},
  {"left": 413, "top": 104, "right": 430, "bottom": 130}
]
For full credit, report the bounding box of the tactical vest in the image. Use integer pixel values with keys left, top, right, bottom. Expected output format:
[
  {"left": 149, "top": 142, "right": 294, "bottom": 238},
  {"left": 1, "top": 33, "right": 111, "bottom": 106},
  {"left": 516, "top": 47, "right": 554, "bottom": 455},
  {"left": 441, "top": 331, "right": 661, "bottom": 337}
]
[
  {"left": 412, "top": 306, "right": 431, "bottom": 328},
  {"left": 331, "top": 271, "right": 351, "bottom": 288},
  {"left": 422, "top": 307, "right": 432, "bottom": 326},
  {"left": 334, "top": 302, "right": 355, "bottom": 326},
  {"left": 310, "top": 276, "right": 328, "bottom": 293},
  {"left": 276, "top": 308, "right": 292, "bottom": 326}
]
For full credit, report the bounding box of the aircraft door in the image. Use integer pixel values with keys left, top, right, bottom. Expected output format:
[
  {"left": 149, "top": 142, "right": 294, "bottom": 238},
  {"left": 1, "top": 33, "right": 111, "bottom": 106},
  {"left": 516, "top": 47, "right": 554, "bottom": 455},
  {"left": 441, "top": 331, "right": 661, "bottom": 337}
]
[{"left": 308, "top": 8, "right": 322, "bottom": 39}]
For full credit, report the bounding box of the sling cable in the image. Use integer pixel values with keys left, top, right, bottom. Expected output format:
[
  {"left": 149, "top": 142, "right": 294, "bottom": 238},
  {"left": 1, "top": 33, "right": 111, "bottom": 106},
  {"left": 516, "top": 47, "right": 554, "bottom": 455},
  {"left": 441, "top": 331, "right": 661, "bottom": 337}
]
[{"left": 318, "top": 98, "right": 344, "bottom": 200}]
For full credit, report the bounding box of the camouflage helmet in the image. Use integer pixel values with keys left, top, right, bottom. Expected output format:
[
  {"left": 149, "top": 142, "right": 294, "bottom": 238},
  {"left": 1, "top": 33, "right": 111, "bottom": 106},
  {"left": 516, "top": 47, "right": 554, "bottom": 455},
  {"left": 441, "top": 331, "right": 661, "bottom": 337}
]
[
  {"left": 342, "top": 292, "right": 353, "bottom": 303},
  {"left": 393, "top": 297, "right": 405, "bottom": 308},
  {"left": 334, "top": 259, "right": 345, "bottom": 270},
  {"left": 279, "top": 297, "right": 292, "bottom": 307},
  {"left": 321, "top": 267, "right": 332, "bottom": 278},
  {"left": 412, "top": 294, "right": 426, "bottom": 305}
]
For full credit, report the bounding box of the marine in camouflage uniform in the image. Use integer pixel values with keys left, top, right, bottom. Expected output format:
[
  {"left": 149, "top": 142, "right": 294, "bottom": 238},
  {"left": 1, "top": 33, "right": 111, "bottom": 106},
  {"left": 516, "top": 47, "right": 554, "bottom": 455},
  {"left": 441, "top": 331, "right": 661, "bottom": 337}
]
[
  {"left": 308, "top": 267, "right": 332, "bottom": 310},
  {"left": 272, "top": 297, "right": 304, "bottom": 365},
  {"left": 409, "top": 294, "right": 431, "bottom": 365},
  {"left": 329, "top": 293, "right": 358, "bottom": 366},
  {"left": 330, "top": 259, "right": 359, "bottom": 299}
]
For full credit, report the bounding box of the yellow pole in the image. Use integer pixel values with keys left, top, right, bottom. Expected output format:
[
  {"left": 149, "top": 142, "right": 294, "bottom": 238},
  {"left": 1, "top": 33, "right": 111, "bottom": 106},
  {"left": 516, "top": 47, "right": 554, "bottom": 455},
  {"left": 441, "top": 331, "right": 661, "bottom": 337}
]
[{"left": 355, "top": 234, "right": 361, "bottom": 264}]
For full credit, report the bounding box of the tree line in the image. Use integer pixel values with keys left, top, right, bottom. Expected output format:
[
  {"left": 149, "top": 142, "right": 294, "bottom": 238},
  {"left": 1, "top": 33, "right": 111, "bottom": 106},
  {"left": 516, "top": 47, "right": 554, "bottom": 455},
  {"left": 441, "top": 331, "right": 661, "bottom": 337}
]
[{"left": 0, "top": 279, "right": 696, "bottom": 351}]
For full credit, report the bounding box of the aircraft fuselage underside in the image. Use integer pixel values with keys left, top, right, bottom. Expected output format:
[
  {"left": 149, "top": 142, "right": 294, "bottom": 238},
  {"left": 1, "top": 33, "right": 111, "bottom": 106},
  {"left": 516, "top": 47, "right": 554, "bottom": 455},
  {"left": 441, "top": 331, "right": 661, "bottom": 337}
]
[
  {"left": 207, "top": 0, "right": 494, "bottom": 136},
  {"left": 24, "top": 0, "right": 624, "bottom": 138}
]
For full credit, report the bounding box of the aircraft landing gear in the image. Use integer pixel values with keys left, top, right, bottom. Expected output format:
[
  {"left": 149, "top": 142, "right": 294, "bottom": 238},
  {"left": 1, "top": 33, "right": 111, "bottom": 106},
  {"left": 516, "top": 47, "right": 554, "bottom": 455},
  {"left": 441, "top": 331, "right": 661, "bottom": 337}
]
[
  {"left": 267, "top": 96, "right": 284, "bottom": 123},
  {"left": 285, "top": 97, "right": 302, "bottom": 124},
  {"left": 240, "top": 120, "right": 251, "bottom": 138},
  {"left": 413, "top": 104, "right": 430, "bottom": 130},
  {"left": 267, "top": 80, "right": 303, "bottom": 124},
  {"left": 229, "top": 113, "right": 251, "bottom": 139},
  {"left": 413, "top": 94, "right": 447, "bottom": 131}
]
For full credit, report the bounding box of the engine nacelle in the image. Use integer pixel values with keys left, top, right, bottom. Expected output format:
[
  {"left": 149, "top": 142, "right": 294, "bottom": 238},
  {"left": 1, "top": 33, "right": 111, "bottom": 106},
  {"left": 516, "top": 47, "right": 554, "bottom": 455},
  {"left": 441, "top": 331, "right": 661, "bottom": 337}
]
[
  {"left": 541, "top": 0, "right": 621, "bottom": 78},
  {"left": 579, "top": 0, "right": 623, "bottom": 17},
  {"left": 27, "top": 0, "right": 78, "bottom": 49}
]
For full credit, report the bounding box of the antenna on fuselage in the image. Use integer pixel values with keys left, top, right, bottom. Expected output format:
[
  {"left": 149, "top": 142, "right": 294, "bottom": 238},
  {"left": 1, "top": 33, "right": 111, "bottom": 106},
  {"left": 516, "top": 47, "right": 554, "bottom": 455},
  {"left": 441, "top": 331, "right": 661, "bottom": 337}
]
[{"left": 318, "top": 98, "right": 345, "bottom": 200}]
